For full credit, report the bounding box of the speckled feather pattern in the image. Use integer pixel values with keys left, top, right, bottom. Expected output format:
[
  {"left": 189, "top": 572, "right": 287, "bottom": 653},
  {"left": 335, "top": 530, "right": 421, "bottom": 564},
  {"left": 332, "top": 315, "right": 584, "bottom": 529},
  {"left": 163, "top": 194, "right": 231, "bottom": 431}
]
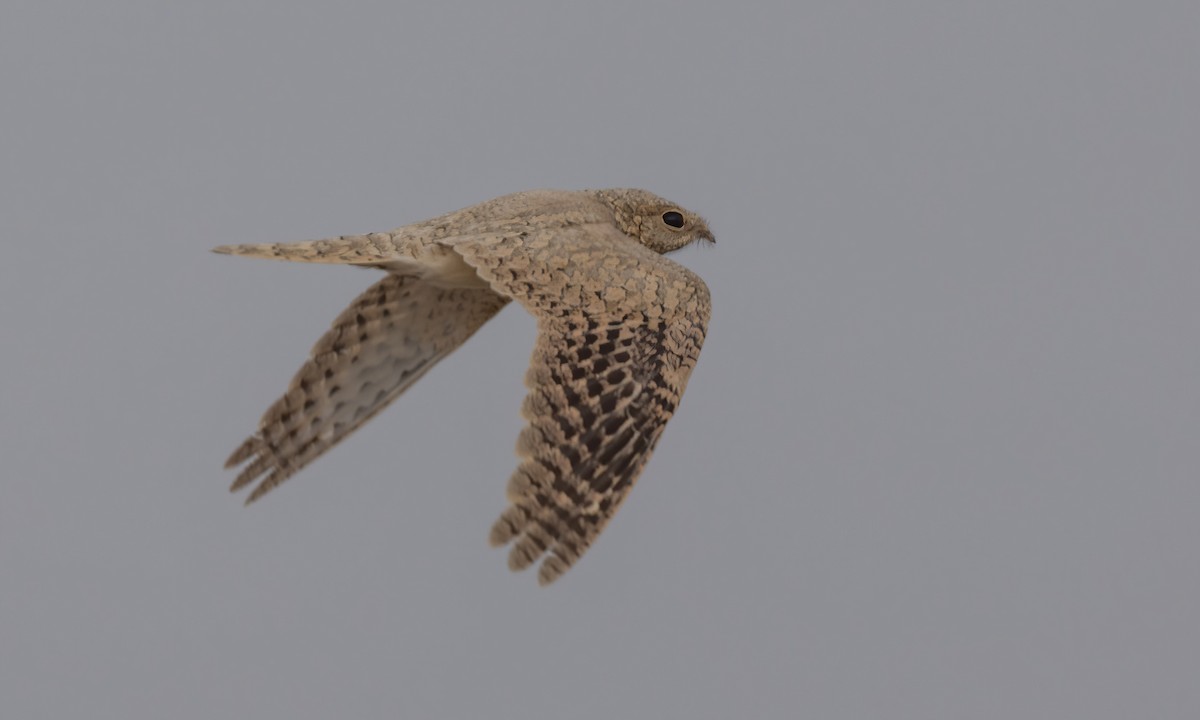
[
  {"left": 216, "top": 188, "right": 712, "bottom": 584},
  {"left": 225, "top": 275, "right": 508, "bottom": 503}
]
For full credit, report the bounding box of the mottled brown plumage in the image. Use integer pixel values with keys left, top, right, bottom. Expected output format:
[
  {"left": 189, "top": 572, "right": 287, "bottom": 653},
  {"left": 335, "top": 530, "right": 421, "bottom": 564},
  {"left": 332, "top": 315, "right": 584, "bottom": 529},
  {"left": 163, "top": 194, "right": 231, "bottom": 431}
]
[{"left": 216, "top": 188, "right": 712, "bottom": 584}]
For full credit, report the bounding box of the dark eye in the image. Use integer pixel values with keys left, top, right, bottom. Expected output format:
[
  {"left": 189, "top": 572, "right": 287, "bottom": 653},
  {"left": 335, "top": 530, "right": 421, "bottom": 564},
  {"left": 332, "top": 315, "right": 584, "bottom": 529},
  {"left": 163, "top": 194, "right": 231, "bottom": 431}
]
[{"left": 662, "top": 211, "right": 684, "bottom": 228}]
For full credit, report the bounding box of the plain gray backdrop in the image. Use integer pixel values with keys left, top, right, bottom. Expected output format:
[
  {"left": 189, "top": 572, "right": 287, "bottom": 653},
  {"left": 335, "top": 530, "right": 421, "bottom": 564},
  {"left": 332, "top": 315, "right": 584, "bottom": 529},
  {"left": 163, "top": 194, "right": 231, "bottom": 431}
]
[{"left": 3, "top": 2, "right": 1198, "bottom": 718}]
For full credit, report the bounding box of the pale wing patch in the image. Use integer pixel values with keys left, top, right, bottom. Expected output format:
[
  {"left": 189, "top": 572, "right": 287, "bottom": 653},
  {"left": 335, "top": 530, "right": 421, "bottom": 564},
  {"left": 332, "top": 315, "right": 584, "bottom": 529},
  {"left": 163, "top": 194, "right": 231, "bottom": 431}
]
[{"left": 226, "top": 275, "right": 508, "bottom": 503}]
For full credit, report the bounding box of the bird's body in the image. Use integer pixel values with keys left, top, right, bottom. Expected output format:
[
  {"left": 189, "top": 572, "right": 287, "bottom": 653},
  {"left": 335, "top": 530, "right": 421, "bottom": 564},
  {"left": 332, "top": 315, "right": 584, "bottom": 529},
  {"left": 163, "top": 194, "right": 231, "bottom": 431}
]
[{"left": 216, "top": 188, "right": 712, "bottom": 584}]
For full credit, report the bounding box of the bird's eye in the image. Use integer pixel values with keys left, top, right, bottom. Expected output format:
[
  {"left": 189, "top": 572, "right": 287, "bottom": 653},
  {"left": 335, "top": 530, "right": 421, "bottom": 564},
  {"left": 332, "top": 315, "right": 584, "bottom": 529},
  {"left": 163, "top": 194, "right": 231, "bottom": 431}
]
[{"left": 662, "top": 211, "right": 685, "bottom": 228}]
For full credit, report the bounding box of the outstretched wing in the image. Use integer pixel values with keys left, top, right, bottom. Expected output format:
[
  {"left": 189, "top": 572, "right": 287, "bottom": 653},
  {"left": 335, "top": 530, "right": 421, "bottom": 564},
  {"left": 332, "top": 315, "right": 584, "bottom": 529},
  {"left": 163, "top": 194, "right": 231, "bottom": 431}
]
[
  {"left": 225, "top": 274, "right": 508, "bottom": 503},
  {"left": 453, "top": 225, "right": 710, "bottom": 584}
]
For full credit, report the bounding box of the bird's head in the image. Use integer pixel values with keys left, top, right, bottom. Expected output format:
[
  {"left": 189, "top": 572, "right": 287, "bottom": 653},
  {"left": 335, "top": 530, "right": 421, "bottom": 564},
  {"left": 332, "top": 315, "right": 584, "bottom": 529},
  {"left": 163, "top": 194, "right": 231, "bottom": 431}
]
[{"left": 593, "top": 188, "right": 715, "bottom": 254}]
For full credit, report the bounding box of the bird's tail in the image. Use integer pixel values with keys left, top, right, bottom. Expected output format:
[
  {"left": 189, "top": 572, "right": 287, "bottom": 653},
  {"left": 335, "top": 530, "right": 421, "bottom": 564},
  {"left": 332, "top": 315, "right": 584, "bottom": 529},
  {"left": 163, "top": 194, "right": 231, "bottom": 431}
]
[{"left": 212, "top": 233, "right": 400, "bottom": 264}]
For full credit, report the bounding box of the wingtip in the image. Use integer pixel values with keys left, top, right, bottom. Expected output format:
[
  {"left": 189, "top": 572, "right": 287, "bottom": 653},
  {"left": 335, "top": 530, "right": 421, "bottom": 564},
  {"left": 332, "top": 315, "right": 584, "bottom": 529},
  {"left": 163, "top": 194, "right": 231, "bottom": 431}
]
[
  {"left": 240, "top": 482, "right": 265, "bottom": 506},
  {"left": 242, "top": 468, "right": 284, "bottom": 505},
  {"left": 537, "top": 557, "right": 567, "bottom": 586},
  {"left": 224, "top": 438, "right": 259, "bottom": 469},
  {"left": 211, "top": 245, "right": 235, "bottom": 255},
  {"left": 488, "top": 506, "right": 526, "bottom": 547}
]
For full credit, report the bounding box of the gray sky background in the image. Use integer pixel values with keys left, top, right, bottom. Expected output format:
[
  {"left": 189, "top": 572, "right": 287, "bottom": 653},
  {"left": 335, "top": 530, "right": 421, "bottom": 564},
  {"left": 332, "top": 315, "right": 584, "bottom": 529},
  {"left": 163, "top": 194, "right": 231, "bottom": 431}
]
[{"left": 3, "top": 2, "right": 1198, "bottom": 718}]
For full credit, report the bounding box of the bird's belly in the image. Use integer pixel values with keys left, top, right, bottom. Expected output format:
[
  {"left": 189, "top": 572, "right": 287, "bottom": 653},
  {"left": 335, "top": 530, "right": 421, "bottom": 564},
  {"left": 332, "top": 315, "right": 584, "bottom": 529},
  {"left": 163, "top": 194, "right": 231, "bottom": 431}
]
[{"left": 381, "top": 251, "right": 490, "bottom": 289}]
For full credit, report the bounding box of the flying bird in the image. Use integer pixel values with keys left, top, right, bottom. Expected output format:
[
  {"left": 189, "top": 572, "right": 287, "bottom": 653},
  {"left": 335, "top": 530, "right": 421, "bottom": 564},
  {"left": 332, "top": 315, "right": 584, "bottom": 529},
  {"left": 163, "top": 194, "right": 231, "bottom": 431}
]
[{"left": 215, "top": 188, "right": 712, "bottom": 584}]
